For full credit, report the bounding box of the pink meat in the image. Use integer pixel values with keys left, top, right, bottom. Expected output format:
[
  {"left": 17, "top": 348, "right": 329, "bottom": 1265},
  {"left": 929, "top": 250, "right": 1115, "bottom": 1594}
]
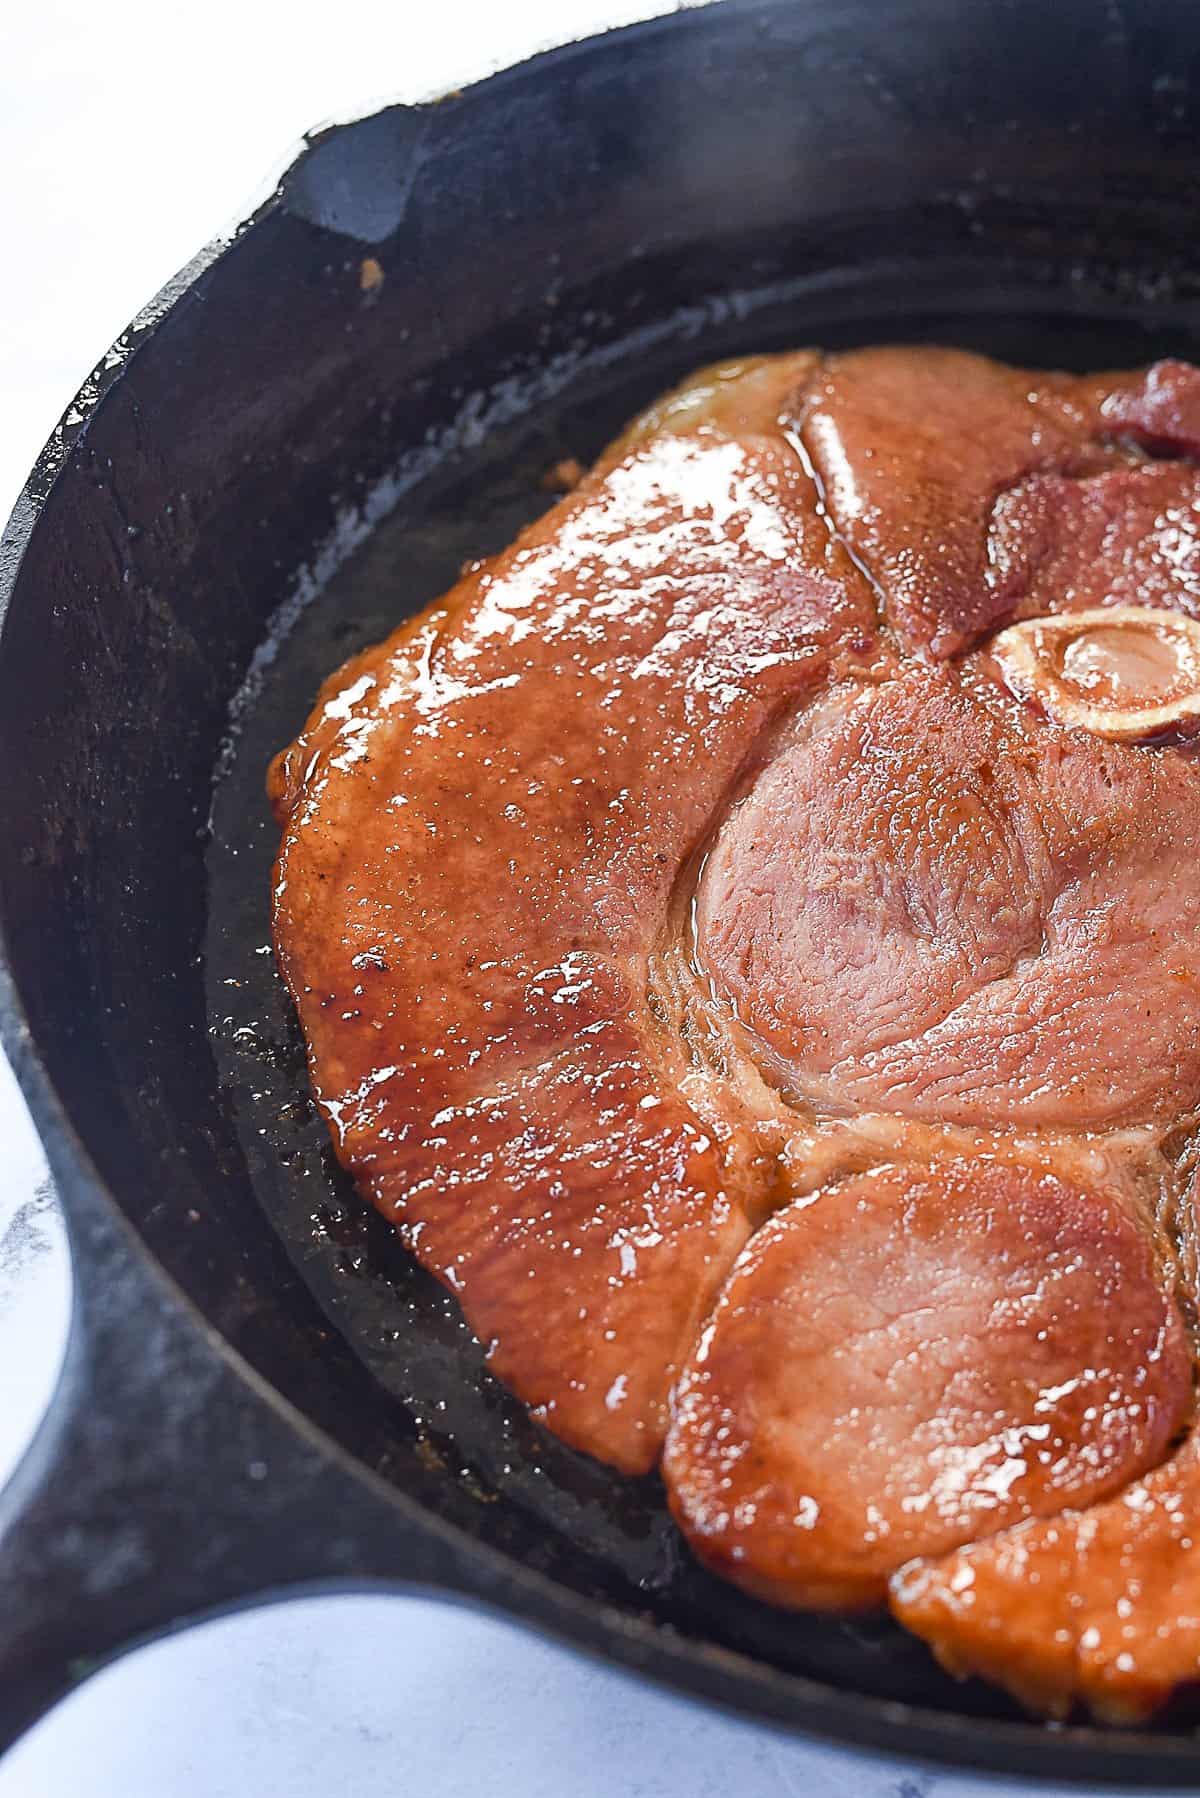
[
  {"left": 988, "top": 462, "right": 1200, "bottom": 622},
  {"left": 696, "top": 669, "right": 1200, "bottom": 1127}
]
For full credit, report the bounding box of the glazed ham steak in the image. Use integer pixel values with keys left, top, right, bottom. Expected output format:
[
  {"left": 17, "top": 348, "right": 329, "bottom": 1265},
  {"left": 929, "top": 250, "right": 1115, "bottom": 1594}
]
[{"left": 269, "top": 346, "right": 1200, "bottom": 1722}]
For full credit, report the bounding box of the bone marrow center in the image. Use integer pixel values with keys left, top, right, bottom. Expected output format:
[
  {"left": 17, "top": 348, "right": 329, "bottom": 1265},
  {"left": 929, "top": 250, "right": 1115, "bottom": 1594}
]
[{"left": 1061, "top": 625, "right": 1185, "bottom": 701}]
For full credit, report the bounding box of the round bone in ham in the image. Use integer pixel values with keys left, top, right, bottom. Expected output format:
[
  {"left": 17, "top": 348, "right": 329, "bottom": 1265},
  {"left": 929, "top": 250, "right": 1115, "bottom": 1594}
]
[{"left": 989, "top": 603, "right": 1200, "bottom": 740}]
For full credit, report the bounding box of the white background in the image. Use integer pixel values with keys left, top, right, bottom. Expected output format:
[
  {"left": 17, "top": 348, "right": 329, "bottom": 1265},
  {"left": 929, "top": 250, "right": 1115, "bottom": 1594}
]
[{"left": 0, "top": 4, "right": 1181, "bottom": 1793}]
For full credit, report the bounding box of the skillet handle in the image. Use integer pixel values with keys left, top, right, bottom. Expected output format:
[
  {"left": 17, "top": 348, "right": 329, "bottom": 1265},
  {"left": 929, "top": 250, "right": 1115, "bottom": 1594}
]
[{"left": 0, "top": 1177, "right": 473, "bottom": 1756}]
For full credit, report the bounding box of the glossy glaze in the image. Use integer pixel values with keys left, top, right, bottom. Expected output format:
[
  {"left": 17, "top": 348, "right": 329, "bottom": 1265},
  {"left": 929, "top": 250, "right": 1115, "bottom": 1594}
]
[
  {"left": 271, "top": 346, "right": 1200, "bottom": 1711},
  {"left": 665, "top": 1159, "right": 1189, "bottom": 1609},
  {"left": 269, "top": 351, "right": 876, "bottom": 1471},
  {"left": 891, "top": 1434, "right": 1200, "bottom": 1722},
  {"left": 798, "top": 349, "right": 1200, "bottom": 657}
]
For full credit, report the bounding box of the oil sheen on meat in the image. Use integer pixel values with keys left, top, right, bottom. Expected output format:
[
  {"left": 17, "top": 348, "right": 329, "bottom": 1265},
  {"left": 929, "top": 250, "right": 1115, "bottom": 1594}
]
[{"left": 269, "top": 347, "right": 1200, "bottom": 1723}]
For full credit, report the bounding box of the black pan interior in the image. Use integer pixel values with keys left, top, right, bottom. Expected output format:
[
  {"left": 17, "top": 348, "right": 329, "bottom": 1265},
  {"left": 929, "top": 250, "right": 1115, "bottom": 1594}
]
[{"left": 9, "top": 0, "right": 1200, "bottom": 1749}]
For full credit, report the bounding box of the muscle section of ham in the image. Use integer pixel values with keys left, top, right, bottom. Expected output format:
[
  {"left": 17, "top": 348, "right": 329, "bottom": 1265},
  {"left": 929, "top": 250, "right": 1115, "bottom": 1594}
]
[{"left": 270, "top": 347, "right": 1200, "bottom": 1714}]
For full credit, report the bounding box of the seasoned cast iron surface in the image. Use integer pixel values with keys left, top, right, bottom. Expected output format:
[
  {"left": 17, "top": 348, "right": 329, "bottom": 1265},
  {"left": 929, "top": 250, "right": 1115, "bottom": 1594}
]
[{"left": 205, "top": 288, "right": 1200, "bottom": 1723}]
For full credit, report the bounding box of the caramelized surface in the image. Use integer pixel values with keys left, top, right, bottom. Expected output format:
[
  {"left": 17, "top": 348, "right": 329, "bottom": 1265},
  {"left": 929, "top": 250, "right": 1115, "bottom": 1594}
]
[
  {"left": 665, "top": 1158, "right": 1189, "bottom": 1610},
  {"left": 270, "top": 351, "right": 876, "bottom": 1471},
  {"left": 271, "top": 345, "right": 1200, "bottom": 1709},
  {"left": 891, "top": 1439, "right": 1200, "bottom": 1722}
]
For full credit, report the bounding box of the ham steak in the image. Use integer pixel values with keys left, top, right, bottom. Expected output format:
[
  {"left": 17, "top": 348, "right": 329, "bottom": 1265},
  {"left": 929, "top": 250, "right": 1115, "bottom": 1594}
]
[{"left": 270, "top": 346, "right": 1200, "bottom": 1717}]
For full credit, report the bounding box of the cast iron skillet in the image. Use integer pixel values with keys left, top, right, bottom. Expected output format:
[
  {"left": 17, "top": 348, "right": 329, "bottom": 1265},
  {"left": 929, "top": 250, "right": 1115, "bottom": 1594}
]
[{"left": 6, "top": 0, "right": 1200, "bottom": 1779}]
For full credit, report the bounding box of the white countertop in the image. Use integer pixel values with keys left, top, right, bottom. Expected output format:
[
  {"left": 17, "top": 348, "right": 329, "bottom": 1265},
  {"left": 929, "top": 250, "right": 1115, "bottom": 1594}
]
[{"left": 0, "top": 5, "right": 1182, "bottom": 1792}]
